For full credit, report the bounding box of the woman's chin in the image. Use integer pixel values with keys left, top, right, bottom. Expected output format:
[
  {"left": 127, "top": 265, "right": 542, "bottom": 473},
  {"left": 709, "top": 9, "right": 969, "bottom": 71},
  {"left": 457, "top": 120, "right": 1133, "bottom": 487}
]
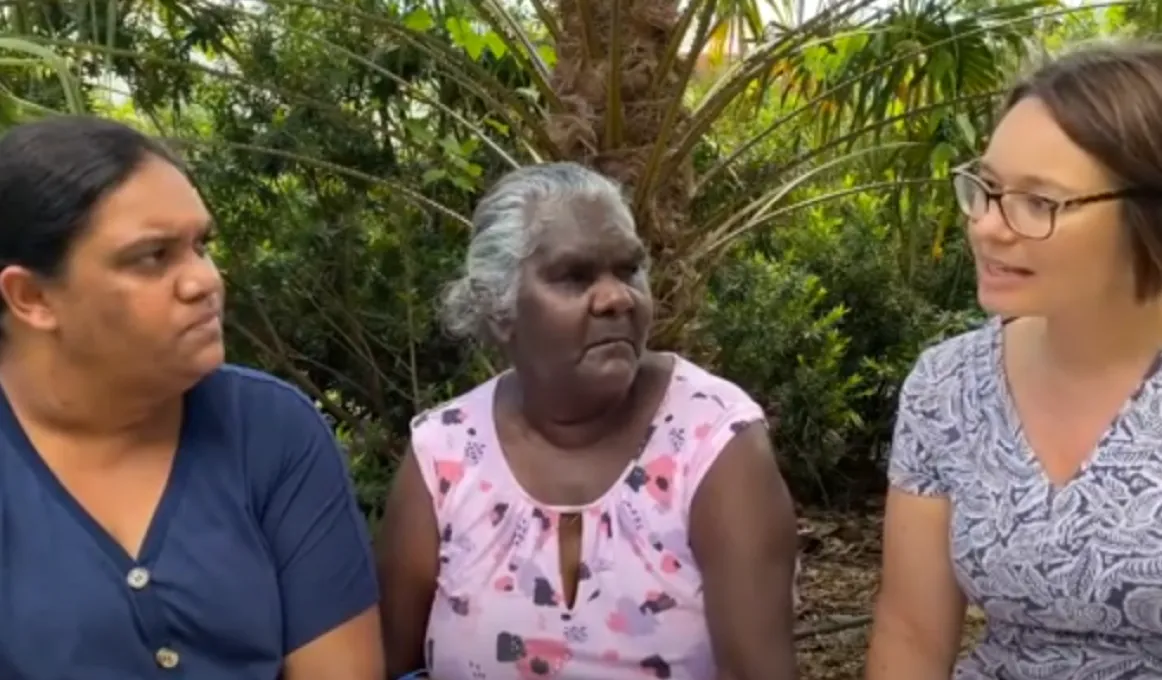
[
  {"left": 577, "top": 357, "right": 639, "bottom": 393},
  {"left": 977, "top": 288, "right": 1040, "bottom": 319}
]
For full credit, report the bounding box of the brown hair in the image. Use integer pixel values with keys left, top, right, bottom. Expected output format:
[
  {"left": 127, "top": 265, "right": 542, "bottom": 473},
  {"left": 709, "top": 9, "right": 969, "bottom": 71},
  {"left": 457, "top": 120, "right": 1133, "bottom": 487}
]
[{"left": 1002, "top": 41, "right": 1162, "bottom": 301}]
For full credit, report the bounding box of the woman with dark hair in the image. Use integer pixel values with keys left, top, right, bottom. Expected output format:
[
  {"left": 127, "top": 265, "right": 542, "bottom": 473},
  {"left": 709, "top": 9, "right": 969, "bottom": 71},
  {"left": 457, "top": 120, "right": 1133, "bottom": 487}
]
[
  {"left": 377, "top": 162, "right": 800, "bottom": 680},
  {"left": 867, "top": 42, "right": 1162, "bottom": 679},
  {"left": 0, "top": 116, "right": 383, "bottom": 679}
]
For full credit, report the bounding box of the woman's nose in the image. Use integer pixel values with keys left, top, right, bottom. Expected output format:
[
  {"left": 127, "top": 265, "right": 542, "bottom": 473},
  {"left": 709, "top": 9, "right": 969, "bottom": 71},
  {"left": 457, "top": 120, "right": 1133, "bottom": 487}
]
[
  {"left": 176, "top": 253, "right": 223, "bottom": 302},
  {"left": 591, "top": 274, "right": 634, "bottom": 316}
]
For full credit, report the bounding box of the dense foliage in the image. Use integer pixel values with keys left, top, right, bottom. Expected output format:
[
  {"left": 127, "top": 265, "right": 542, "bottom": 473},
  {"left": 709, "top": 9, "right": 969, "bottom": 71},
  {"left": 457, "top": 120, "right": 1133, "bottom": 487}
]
[{"left": 0, "top": 0, "right": 1156, "bottom": 515}]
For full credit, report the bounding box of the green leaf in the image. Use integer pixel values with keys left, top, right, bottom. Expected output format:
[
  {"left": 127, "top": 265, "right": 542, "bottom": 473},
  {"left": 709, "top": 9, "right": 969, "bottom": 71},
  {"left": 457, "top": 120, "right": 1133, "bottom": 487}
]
[
  {"left": 536, "top": 43, "right": 556, "bottom": 68},
  {"left": 445, "top": 17, "right": 485, "bottom": 60},
  {"left": 402, "top": 8, "right": 435, "bottom": 32},
  {"left": 421, "top": 168, "right": 447, "bottom": 185},
  {"left": 927, "top": 50, "right": 955, "bottom": 82},
  {"left": 483, "top": 31, "right": 507, "bottom": 59},
  {"left": 955, "top": 112, "right": 978, "bottom": 147},
  {"left": 930, "top": 142, "right": 956, "bottom": 177}
]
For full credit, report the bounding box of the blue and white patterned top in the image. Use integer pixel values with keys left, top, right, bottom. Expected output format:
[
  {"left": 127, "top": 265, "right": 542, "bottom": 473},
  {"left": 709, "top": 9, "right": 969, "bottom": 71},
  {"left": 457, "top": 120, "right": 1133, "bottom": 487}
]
[{"left": 889, "top": 316, "right": 1162, "bottom": 680}]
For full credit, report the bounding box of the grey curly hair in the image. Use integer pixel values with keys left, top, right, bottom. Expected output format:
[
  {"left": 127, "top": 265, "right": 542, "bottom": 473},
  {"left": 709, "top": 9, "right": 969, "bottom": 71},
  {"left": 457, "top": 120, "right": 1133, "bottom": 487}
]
[{"left": 440, "top": 162, "right": 639, "bottom": 343}]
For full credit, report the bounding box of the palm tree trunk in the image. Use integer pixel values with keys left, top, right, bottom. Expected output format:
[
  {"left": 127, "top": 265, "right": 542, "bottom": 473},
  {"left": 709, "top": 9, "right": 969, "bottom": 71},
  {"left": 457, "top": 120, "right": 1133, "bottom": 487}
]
[{"left": 547, "top": 0, "right": 702, "bottom": 354}]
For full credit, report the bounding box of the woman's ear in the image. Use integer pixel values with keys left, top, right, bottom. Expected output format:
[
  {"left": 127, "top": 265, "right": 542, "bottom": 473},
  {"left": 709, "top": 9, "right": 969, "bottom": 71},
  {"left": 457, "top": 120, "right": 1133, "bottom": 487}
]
[
  {"left": 0, "top": 265, "right": 60, "bottom": 334},
  {"left": 486, "top": 313, "right": 513, "bottom": 347}
]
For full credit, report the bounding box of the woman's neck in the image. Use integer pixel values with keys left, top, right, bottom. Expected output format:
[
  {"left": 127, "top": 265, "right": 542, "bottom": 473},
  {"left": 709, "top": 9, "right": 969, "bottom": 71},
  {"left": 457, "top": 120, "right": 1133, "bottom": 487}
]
[
  {"left": 1037, "top": 298, "right": 1162, "bottom": 375},
  {"left": 0, "top": 344, "right": 181, "bottom": 439},
  {"left": 503, "top": 353, "right": 663, "bottom": 450}
]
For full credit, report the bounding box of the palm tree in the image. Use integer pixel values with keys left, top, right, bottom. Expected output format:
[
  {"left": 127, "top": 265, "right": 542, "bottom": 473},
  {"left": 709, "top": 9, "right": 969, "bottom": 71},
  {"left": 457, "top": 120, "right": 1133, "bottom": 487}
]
[
  {"left": 0, "top": 0, "right": 1132, "bottom": 357},
  {"left": 0, "top": 35, "right": 84, "bottom": 126},
  {"left": 462, "top": 0, "right": 1061, "bottom": 352}
]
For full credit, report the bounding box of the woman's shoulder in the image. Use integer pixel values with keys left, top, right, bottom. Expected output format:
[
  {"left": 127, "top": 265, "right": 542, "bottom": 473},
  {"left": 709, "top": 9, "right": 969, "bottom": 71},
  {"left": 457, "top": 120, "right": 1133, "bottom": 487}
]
[
  {"left": 665, "top": 353, "right": 764, "bottom": 419},
  {"left": 409, "top": 376, "right": 498, "bottom": 436},
  {"left": 187, "top": 364, "right": 343, "bottom": 474},
  {"left": 192, "top": 363, "right": 321, "bottom": 421},
  {"left": 904, "top": 318, "right": 999, "bottom": 397},
  {"left": 406, "top": 376, "right": 502, "bottom": 480},
  {"left": 182, "top": 365, "right": 361, "bottom": 521}
]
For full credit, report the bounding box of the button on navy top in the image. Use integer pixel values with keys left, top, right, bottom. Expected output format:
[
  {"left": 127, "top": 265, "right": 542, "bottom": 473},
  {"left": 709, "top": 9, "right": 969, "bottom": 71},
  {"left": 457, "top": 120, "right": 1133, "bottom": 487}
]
[{"left": 0, "top": 365, "right": 379, "bottom": 679}]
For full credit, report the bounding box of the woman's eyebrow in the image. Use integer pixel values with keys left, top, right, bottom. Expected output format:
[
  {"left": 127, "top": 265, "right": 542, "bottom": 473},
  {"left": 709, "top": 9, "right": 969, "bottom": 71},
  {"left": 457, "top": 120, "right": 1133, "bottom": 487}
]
[{"left": 978, "top": 159, "right": 1075, "bottom": 194}]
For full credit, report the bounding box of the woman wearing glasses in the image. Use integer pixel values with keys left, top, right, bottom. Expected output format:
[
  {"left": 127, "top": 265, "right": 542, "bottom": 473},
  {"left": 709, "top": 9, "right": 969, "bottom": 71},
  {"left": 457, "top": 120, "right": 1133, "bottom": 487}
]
[{"left": 866, "top": 43, "right": 1162, "bottom": 680}]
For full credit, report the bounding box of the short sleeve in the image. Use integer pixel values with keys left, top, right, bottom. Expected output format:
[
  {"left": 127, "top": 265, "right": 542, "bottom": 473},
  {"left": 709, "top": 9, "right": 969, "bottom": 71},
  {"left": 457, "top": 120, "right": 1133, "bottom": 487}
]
[
  {"left": 256, "top": 387, "right": 378, "bottom": 653},
  {"left": 888, "top": 349, "right": 950, "bottom": 497}
]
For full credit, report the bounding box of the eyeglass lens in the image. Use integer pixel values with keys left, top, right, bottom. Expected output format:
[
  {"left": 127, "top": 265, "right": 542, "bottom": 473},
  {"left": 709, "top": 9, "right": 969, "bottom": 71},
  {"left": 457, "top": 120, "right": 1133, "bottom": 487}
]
[{"left": 952, "top": 173, "right": 1054, "bottom": 239}]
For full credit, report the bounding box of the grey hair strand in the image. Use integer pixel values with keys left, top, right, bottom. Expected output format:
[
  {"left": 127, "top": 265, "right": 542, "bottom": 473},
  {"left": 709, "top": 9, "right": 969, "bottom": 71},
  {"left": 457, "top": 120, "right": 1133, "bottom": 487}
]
[{"left": 439, "top": 162, "right": 636, "bottom": 343}]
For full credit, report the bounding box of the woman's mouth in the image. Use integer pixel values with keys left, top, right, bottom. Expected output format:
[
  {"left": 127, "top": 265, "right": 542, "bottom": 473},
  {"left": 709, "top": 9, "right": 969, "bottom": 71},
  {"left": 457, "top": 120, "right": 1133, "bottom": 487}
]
[
  {"left": 976, "top": 260, "right": 1031, "bottom": 278},
  {"left": 587, "top": 338, "right": 634, "bottom": 352},
  {"left": 978, "top": 258, "right": 1033, "bottom": 286}
]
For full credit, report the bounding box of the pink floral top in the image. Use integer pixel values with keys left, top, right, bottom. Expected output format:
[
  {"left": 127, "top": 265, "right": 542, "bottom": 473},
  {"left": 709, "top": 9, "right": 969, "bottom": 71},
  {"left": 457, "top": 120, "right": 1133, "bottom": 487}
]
[{"left": 410, "top": 354, "right": 766, "bottom": 680}]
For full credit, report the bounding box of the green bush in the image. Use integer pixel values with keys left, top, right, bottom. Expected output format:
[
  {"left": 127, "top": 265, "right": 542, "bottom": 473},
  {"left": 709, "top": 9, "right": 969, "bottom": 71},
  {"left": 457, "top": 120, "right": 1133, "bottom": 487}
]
[{"left": 705, "top": 180, "right": 983, "bottom": 506}]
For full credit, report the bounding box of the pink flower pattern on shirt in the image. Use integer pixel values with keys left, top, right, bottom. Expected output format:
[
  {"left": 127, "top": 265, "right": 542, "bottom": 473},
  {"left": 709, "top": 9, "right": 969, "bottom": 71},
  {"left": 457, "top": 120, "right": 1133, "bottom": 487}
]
[{"left": 410, "top": 355, "right": 766, "bottom": 680}]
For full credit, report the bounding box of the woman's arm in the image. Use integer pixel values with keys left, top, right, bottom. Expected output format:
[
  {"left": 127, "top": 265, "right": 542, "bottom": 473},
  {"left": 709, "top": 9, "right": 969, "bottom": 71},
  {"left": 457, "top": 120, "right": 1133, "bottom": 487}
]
[
  {"left": 376, "top": 447, "right": 440, "bottom": 678},
  {"left": 865, "top": 490, "right": 966, "bottom": 679},
  {"left": 689, "top": 421, "right": 799, "bottom": 680},
  {"left": 283, "top": 610, "right": 384, "bottom": 680},
  {"left": 866, "top": 348, "right": 966, "bottom": 679},
  {"left": 258, "top": 387, "right": 384, "bottom": 680}
]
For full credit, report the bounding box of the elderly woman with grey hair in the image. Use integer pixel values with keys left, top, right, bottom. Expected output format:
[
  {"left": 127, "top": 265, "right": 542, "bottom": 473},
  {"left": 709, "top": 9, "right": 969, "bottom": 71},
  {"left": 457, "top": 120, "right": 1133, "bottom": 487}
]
[{"left": 377, "top": 162, "right": 799, "bottom": 680}]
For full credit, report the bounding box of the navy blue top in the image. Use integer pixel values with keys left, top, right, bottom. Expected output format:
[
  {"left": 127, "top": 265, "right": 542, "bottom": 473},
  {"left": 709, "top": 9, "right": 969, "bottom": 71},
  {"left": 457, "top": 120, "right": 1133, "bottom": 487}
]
[{"left": 0, "top": 365, "right": 379, "bottom": 679}]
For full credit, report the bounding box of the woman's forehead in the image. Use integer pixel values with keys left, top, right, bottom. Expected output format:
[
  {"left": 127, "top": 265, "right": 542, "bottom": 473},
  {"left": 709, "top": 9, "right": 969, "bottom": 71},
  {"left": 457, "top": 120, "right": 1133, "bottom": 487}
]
[
  {"left": 984, "top": 97, "right": 1112, "bottom": 193},
  {"left": 78, "top": 158, "right": 209, "bottom": 252},
  {"left": 540, "top": 193, "right": 629, "bottom": 230},
  {"left": 526, "top": 195, "right": 634, "bottom": 251},
  {"left": 536, "top": 233, "right": 644, "bottom": 263},
  {"left": 536, "top": 220, "right": 640, "bottom": 258}
]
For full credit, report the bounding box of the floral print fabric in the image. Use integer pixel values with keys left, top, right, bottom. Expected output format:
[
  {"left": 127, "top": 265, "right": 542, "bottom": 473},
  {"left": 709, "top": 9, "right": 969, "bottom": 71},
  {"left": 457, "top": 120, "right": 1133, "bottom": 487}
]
[
  {"left": 410, "top": 355, "right": 765, "bottom": 679},
  {"left": 890, "top": 317, "right": 1162, "bottom": 679}
]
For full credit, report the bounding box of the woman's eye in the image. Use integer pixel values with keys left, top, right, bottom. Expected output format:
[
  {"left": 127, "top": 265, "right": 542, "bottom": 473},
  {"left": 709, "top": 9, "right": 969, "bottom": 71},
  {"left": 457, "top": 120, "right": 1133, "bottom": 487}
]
[
  {"left": 140, "top": 249, "right": 166, "bottom": 265},
  {"left": 616, "top": 263, "right": 640, "bottom": 280},
  {"left": 133, "top": 247, "right": 174, "bottom": 271},
  {"left": 559, "top": 267, "right": 590, "bottom": 284},
  {"left": 1023, "top": 195, "right": 1056, "bottom": 214}
]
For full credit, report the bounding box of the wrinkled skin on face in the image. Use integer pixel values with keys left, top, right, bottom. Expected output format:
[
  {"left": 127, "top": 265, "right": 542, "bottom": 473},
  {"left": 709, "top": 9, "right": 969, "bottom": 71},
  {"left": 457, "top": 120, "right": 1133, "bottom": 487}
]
[
  {"left": 494, "top": 194, "right": 653, "bottom": 409},
  {"left": 2, "top": 155, "right": 225, "bottom": 393},
  {"left": 969, "top": 96, "right": 1137, "bottom": 318}
]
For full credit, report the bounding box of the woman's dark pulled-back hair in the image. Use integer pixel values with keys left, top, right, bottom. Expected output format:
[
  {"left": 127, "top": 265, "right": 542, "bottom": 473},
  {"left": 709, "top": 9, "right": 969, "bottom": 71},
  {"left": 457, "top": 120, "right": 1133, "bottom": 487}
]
[
  {"left": 1002, "top": 41, "right": 1162, "bottom": 301},
  {"left": 0, "top": 115, "right": 183, "bottom": 284}
]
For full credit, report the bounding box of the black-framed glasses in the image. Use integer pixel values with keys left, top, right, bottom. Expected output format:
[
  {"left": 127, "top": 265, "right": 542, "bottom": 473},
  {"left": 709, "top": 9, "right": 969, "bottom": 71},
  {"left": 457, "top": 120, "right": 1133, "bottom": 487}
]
[{"left": 950, "top": 164, "right": 1158, "bottom": 240}]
